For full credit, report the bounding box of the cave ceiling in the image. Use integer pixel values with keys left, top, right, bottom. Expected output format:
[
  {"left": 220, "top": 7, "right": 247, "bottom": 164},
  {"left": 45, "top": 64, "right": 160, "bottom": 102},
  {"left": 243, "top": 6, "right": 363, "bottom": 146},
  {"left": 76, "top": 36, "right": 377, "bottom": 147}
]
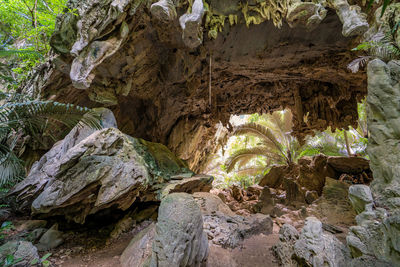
[{"left": 24, "top": 2, "right": 367, "bottom": 170}]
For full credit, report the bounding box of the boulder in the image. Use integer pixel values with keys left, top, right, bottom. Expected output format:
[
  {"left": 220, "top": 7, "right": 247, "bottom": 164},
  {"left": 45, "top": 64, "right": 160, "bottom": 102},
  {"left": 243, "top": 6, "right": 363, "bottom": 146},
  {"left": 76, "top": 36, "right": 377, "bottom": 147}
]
[
  {"left": 274, "top": 217, "right": 351, "bottom": 267},
  {"left": 10, "top": 120, "right": 197, "bottom": 223},
  {"left": 327, "top": 156, "right": 370, "bottom": 174},
  {"left": 293, "top": 217, "right": 350, "bottom": 266},
  {"left": 0, "top": 241, "right": 39, "bottom": 267},
  {"left": 273, "top": 224, "right": 299, "bottom": 267},
  {"left": 193, "top": 192, "right": 273, "bottom": 248},
  {"left": 36, "top": 224, "right": 64, "bottom": 251},
  {"left": 150, "top": 193, "right": 208, "bottom": 267},
  {"left": 349, "top": 185, "right": 374, "bottom": 214},
  {"left": 120, "top": 223, "right": 155, "bottom": 267}
]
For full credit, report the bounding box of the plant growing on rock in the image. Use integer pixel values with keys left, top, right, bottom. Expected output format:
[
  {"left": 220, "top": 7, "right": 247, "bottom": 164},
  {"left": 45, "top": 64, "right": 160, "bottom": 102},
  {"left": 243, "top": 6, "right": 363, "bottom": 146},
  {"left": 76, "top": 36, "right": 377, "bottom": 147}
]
[{"left": 0, "top": 92, "right": 101, "bottom": 187}]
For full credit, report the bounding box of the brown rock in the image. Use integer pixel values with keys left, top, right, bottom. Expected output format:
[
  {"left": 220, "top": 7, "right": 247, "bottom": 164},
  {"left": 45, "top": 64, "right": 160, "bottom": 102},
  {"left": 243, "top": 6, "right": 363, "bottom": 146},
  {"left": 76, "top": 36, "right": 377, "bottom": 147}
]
[{"left": 327, "top": 156, "right": 369, "bottom": 174}]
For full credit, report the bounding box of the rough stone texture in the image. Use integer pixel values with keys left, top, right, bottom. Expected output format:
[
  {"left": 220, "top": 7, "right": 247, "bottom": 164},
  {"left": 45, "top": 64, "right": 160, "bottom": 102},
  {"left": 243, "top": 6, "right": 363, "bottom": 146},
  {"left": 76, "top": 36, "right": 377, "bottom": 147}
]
[
  {"left": 344, "top": 58, "right": 400, "bottom": 266},
  {"left": 286, "top": 1, "right": 327, "bottom": 30},
  {"left": 9, "top": 107, "right": 117, "bottom": 211},
  {"left": 331, "top": 0, "right": 369, "bottom": 37},
  {"left": 274, "top": 217, "right": 350, "bottom": 267},
  {"left": 348, "top": 185, "right": 374, "bottom": 214},
  {"left": 36, "top": 224, "right": 64, "bottom": 251},
  {"left": 120, "top": 223, "right": 155, "bottom": 267},
  {"left": 150, "top": 193, "right": 208, "bottom": 267},
  {"left": 179, "top": 0, "right": 205, "bottom": 48},
  {"left": 327, "top": 156, "right": 370, "bottom": 174},
  {"left": 10, "top": 123, "right": 196, "bottom": 223},
  {"left": 193, "top": 192, "right": 273, "bottom": 248},
  {"left": 0, "top": 241, "right": 39, "bottom": 267},
  {"left": 273, "top": 224, "right": 299, "bottom": 267},
  {"left": 20, "top": 0, "right": 369, "bottom": 172}
]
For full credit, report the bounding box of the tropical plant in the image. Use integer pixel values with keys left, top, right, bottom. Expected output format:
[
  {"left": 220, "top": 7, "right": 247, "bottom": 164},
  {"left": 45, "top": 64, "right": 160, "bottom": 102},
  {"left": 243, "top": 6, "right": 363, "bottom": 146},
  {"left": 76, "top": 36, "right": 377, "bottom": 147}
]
[
  {"left": 348, "top": 4, "right": 400, "bottom": 73},
  {"left": 225, "top": 109, "right": 300, "bottom": 174},
  {"left": 0, "top": 92, "right": 101, "bottom": 187}
]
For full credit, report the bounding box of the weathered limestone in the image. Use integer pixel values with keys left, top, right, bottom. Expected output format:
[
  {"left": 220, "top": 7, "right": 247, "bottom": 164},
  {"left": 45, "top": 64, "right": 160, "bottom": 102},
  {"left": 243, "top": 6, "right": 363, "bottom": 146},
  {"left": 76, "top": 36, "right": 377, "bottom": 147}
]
[
  {"left": 344, "top": 58, "right": 400, "bottom": 265},
  {"left": 193, "top": 192, "right": 273, "bottom": 248},
  {"left": 349, "top": 185, "right": 374, "bottom": 214},
  {"left": 179, "top": 0, "right": 205, "bottom": 48},
  {"left": 9, "top": 107, "right": 117, "bottom": 211},
  {"left": 150, "top": 193, "right": 208, "bottom": 267},
  {"left": 9, "top": 109, "right": 210, "bottom": 224},
  {"left": 150, "top": 0, "right": 177, "bottom": 22},
  {"left": 331, "top": 0, "right": 369, "bottom": 37},
  {"left": 287, "top": 1, "right": 327, "bottom": 30},
  {"left": 273, "top": 217, "right": 350, "bottom": 266},
  {"left": 0, "top": 241, "right": 39, "bottom": 267},
  {"left": 120, "top": 223, "right": 155, "bottom": 267}
]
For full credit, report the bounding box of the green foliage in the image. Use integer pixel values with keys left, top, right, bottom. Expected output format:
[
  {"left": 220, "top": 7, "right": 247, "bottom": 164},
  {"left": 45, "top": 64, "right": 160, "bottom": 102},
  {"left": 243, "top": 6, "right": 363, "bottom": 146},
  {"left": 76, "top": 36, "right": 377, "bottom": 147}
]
[
  {"left": 368, "top": 0, "right": 393, "bottom": 17},
  {"left": 31, "top": 253, "right": 52, "bottom": 267},
  {"left": 0, "top": 0, "right": 68, "bottom": 88},
  {"left": 0, "top": 93, "right": 101, "bottom": 187},
  {"left": 2, "top": 254, "right": 22, "bottom": 267}
]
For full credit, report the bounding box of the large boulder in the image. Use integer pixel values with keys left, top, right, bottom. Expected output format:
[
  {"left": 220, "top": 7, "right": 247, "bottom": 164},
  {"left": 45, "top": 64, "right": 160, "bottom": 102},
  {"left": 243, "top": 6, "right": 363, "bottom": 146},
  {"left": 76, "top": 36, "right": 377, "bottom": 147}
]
[
  {"left": 274, "top": 217, "right": 350, "bottom": 266},
  {"left": 10, "top": 114, "right": 207, "bottom": 223},
  {"left": 0, "top": 241, "right": 39, "bottom": 267},
  {"left": 150, "top": 193, "right": 208, "bottom": 267},
  {"left": 193, "top": 192, "right": 273, "bottom": 248},
  {"left": 120, "top": 223, "right": 155, "bottom": 267}
]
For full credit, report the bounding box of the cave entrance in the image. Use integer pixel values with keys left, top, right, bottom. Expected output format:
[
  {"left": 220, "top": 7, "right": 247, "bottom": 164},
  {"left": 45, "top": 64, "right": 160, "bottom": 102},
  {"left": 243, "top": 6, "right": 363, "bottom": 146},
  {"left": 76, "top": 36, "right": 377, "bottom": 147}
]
[{"left": 204, "top": 102, "right": 370, "bottom": 190}]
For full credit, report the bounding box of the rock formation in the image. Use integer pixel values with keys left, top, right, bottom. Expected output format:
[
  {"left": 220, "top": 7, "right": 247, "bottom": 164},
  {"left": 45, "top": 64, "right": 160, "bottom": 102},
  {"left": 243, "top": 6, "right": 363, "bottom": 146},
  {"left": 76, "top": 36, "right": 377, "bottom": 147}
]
[
  {"left": 150, "top": 193, "right": 209, "bottom": 267},
  {"left": 9, "top": 110, "right": 213, "bottom": 224},
  {"left": 20, "top": 0, "right": 369, "bottom": 172}
]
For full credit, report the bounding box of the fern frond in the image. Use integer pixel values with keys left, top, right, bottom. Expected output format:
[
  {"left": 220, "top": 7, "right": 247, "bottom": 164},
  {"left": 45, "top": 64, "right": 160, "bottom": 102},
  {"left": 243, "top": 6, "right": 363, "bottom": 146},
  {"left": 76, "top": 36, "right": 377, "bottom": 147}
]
[
  {"left": 347, "top": 56, "right": 372, "bottom": 73},
  {"left": 233, "top": 123, "right": 283, "bottom": 152},
  {"left": 0, "top": 49, "right": 43, "bottom": 59},
  {"left": 225, "top": 146, "right": 282, "bottom": 173}
]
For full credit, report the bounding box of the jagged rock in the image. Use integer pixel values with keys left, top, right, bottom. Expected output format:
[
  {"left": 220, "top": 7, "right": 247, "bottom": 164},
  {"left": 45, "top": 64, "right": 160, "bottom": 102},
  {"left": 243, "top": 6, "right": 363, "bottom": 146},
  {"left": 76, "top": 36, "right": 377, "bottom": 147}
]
[
  {"left": 287, "top": 1, "right": 327, "bottom": 30},
  {"left": 150, "top": 0, "right": 177, "bottom": 22},
  {"left": 25, "top": 228, "right": 47, "bottom": 243},
  {"left": 179, "top": 0, "right": 205, "bottom": 48},
  {"left": 150, "top": 193, "right": 208, "bottom": 267},
  {"left": 10, "top": 112, "right": 195, "bottom": 223},
  {"left": 274, "top": 217, "right": 350, "bottom": 267},
  {"left": 160, "top": 174, "right": 213, "bottom": 198},
  {"left": 120, "top": 223, "right": 155, "bottom": 267},
  {"left": 193, "top": 192, "right": 273, "bottom": 248},
  {"left": 109, "top": 215, "right": 135, "bottom": 240},
  {"left": 332, "top": 0, "right": 369, "bottom": 37},
  {"left": 9, "top": 107, "right": 117, "bottom": 211},
  {"left": 273, "top": 224, "right": 299, "bottom": 267},
  {"left": 0, "top": 241, "right": 39, "bottom": 267},
  {"left": 307, "top": 177, "right": 356, "bottom": 227},
  {"left": 349, "top": 185, "right": 374, "bottom": 214},
  {"left": 327, "top": 156, "right": 370, "bottom": 174},
  {"left": 36, "top": 224, "right": 64, "bottom": 251}
]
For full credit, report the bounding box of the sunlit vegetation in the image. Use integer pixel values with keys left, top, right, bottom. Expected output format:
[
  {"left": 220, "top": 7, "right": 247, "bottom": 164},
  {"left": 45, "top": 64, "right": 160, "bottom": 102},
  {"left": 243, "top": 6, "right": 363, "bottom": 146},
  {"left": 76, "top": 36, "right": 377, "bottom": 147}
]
[
  {"left": 207, "top": 100, "right": 368, "bottom": 189},
  {"left": 0, "top": 0, "right": 68, "bottom": 89}
]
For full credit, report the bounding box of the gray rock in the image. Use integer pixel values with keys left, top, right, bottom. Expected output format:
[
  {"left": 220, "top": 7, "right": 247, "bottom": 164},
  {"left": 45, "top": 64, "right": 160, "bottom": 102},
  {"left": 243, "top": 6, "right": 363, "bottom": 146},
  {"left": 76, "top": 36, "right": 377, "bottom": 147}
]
[
  {"left": 179, "top": 0, "right": 205, "bottom": 48},
  {"left": 36, "top": 224, "right": 64, "bottom": 251},
  {"left": 0, "top": 241, "right": 39, "bottom": 267},
  {"left": 273, "top": 224, "right": 299, "bottom": 267},
  {"left": 150, "top": 0, "right": 177, "bottom": 22},
  {"left": 10, "top": 118, "right": 194, "bottom": 223},
  {"left": 193, "top": 192, "right": 273, "bottom": 248},
  {"left": 287, "top": 1, "right": 327, "bottom": 30},
  {"left": 150, "top": 193, "right": 208, "bottom": 267},
  {"left": 120, "top": 223, "right": 155, "bottom": 267},
  {"left": 25, "top": 228, "right": 48, "bottom": 243},
  {"left": 349, "top": 185, "right": 374, "bottom": 214},
  {"left": 293, "top": 217, "right": 350, "bottom": 266},
  {"left": 274, "top": 217, "right": 350, "bottom": 267},
  {"left": 332, "top": 0, "right": 369, "bottom": 37}
]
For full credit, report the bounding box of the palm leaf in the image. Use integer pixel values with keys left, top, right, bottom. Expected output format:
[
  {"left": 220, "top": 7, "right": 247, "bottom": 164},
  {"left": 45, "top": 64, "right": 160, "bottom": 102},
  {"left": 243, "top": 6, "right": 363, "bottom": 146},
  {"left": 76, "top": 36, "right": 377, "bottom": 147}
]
[
  {"left": 0, "top": 49, "right": 43, "bottom": 59},
  {"left": 235, "top": 166, "right": 266, "bottom": 176},
  {"left": 347, "top": 56, "right": 372, "bottom": 73},
  {"left": 225, "top": 146, "right": 282, "bottom": 173},
  {"left": 233, "top": 123, "right": 284, "bottom": 154}
]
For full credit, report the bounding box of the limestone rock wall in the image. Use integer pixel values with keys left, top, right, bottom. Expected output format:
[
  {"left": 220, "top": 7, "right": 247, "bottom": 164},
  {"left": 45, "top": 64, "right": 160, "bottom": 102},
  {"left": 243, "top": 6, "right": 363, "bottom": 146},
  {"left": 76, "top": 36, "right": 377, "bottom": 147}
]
[{"left": 20, "top": 0, "right": 369, "bottom": 171}]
